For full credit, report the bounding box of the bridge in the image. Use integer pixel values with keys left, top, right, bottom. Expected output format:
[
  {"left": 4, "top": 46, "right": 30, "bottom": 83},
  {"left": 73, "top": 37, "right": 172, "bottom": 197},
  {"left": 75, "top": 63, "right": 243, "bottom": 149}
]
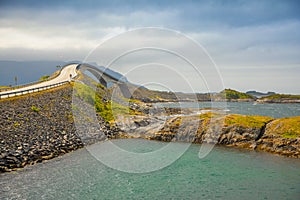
[{"left": 0, "top": 63, "right": 131, "bottom": 99}]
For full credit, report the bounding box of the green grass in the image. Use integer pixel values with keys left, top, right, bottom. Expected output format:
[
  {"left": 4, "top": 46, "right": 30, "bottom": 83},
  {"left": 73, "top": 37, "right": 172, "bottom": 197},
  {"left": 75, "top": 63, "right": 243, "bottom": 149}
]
[
  {"left": 267, "top": 116, "right": 300, "bottom": 138},
  {"left": 0, "top": 86, "right": 11, "bottom": 89},
  {"left": 221, "top": 89, "right": 255, "bottom": 100},
  {"left": 31, "top": 105, "right": 40, "bottom": 112},
  {"left": 74, "top": 82, "right": 96, "bottom": 105},
  {"left": 39, "top": 75, "right": 50, "bottom": 81},
  {"left": 14, "top": 122, "right": 20, "bottom": 127},
  {"left": 282, "top": 132, "right": 298, "bottom": 139},
  {"left": 74, "top": 82, "right": 134, "bottom": 123},
  {"left": 199, "top": 112, "right": 273, "bottom": 129},
  {"left": 261, "top": 94, "right": 300, "bottom": 100},
  {"left": 95, "top": 100, "right": 130, "bottom": 122},
  {"left": 225, "top": 114, "right": 273, "bottom": 128}
]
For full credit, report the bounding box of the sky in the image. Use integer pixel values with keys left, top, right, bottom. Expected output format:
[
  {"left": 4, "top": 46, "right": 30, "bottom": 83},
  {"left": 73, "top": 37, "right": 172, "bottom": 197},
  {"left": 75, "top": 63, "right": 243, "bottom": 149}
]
[{"left": 0, "top": 0, "right": 299, "bottom": 93}]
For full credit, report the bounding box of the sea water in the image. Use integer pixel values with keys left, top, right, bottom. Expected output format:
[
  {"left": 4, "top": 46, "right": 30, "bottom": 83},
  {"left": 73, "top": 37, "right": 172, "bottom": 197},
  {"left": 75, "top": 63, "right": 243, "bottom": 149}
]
[
  {"left": 156, "top": 102, "right": 300, "bottom": 118},
  {"left": 1, "top": 139, "right": 299, "bottom": 199}
]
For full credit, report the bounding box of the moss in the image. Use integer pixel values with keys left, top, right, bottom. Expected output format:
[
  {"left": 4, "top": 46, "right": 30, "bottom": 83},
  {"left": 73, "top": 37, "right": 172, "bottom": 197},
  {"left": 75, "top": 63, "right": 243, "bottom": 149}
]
[
  {"left": 199, "top": 112, "right": 223, "bottom": 120},
  {"left": 282, "top": 132, "right": 298, "bottom": 139},
  {"left": 13, "top": 122, "right": 20, "bottom": 127},
  {"left": 199, "top": 112, "right": 273, "bottom": 129},
  {"left": 39, "top": 75, "right": 50, "bottom": 81},
  {"left": 199, "top": 112, "right": 225, "bottom": 131},
  {"left": 225, "top": 114, "right": 273, "bottom": 128},
  {"left": 31, "top": 105, "right": 40, "bottom": 113},
  {"left": 267, "top": 116, "right": 300, "bottom": 138}
]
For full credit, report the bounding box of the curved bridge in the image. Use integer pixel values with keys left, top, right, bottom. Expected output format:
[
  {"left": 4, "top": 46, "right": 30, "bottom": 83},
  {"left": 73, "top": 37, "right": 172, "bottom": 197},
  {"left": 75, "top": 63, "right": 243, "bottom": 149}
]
[
  {"left": 77, "top": 63, "right": 131, "bottom": 98},
  {"left": 0, "top": 62, "right": 132, "bottom": 99},
  {"left": 0, "top": 63, "right": 78, "bottom": 99},
  {"left": 77, "top": 63, "right": 126, "bottom": 88}
]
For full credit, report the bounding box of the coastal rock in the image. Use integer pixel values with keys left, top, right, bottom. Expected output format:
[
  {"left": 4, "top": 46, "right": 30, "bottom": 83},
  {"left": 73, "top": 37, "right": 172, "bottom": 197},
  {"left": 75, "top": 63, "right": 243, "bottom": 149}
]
[
  {"left": 256, "top": 117, "right": 300, "bottom": 158},
  {"left": 0, "top": 85, "right": 120, "bottom": 172},
  {"left": 151, "top": 113, "right": 299, "bottom": 158}
]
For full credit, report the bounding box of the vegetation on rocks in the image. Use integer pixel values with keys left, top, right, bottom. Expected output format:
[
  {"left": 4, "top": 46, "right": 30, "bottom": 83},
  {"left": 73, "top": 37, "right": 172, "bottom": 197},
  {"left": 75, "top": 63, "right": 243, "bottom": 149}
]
[
  {"left": 257, "top": 94, "right": 300, "bottom": 103},
  {"left": 154, "top": 112, "right": 299, "bottom": 157},
  {"left": 39, "top": 75, "right": 50, "bottom": 81},
  {"left": 0, "top": 84, "right": 123, "bottom": 172},
  {"left": 0, "top": 85, "right": 82, "bottom": 172},
  {"left": 31, "top": 105, "right": 40, "bottom": 112},
  {"left": 199, "top": 112, "right": 273, "bottom": 128},
  {"left": 224, "top": 114, "right": 273, "bottom": 128},
  {"left": 265, "top": 116, "right": 300, "bottom": 138},
  {"left": 261, "top": 94, "right": 300, "bottom": 100},
  {"left": 0, "top": 86, "right": 11, "bottom": 90},
  {"left": 221, "top": 89, "right": 255, "bottom": 100},
  {"left": 1, "top": 77, "right": 299, "bottom": 173},
  {"left": 74, "top": 82, "right": 135, "bottom": 123}
]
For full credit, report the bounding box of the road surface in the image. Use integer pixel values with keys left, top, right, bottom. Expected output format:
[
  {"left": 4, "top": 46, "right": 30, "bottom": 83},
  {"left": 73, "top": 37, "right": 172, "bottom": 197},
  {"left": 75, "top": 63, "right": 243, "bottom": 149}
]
[{"left": 0, "top": 63, "right": 78, "bottom": 98}]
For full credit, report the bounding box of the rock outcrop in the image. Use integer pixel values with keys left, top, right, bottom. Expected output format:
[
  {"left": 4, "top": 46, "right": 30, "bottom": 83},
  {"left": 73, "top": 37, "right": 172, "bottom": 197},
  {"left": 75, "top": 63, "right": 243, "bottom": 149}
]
[
  {"left": 152, "top": 114, "right": 300, "bottom": 158},
  {"left": 1, "top": 84, "right": 299, "bottom": 173},
  {"left": 256, "top": 117, "right": 300, "bottom": 157}
]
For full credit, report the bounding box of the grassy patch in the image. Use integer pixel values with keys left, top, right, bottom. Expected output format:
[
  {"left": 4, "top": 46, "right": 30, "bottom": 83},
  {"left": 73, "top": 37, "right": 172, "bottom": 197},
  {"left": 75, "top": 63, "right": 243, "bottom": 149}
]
[
  {"left": 74, "top": 82, "right": 95, "bottom": 105},
  {"left": 39, "top": 75, "right": 50, "bottom": 81},
  {"left": 0, "top": 85, "right": 11, "bottom": 90},
  {"left": 260, "top": 94, "right": 300, "bottom": 100},
  {"left": 225, "top": 114, "right": 273, "bottom": 128},
  {"left": 199, "top": 112, "right": 223, "bottom": 120},
  {"left": 221, "top": 89, "right": 255, "bottom": 100},
  {"left": 267, "top": 116, "right": 300, "bottom": 138},
  {"left": 199, "top": 112, "right": 225, "bottom": 129},
  {"left": 199, "top": 112, "right": 273, "bottom": 129},
  {"left": 14, "top": 122, "right": 20, "bottom": 127},
  {"left": 74, "top": 82, "right": 134, "bottom": 123},
  {"left": 31, "top": 105, "right": 40, "bottom": 112}
]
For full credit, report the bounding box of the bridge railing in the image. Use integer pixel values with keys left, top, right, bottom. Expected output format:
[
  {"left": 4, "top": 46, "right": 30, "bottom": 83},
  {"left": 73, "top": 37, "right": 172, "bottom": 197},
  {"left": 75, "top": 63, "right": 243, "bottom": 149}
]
[
  {"left": 0, "top": 75, "right": 59, "bottom": 93},
  {"left": 0, "top": 62, "right": 79, "bottom": 93},
  {"left": 0, "top": 81, "right": 70, "bottom": 99}
]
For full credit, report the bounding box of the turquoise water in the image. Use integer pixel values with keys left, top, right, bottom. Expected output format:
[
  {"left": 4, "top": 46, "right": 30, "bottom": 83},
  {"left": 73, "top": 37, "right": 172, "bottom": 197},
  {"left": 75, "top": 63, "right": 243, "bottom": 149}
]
[
  {"left": 156, "top": 102, "right": 300, "bottom": 118},
  {"left": 1, "top": 139, "right": 299, "bottom": 199}
]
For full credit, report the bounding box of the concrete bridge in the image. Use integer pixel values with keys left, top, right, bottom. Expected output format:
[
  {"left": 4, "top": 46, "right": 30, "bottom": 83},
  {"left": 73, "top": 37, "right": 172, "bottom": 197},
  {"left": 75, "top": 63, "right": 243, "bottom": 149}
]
[
  {"left": 77, "top": 63, "right": 131, "bottom": 98},
  {"left": 0, "top": 62, "right": 131, "bottom": 99}
]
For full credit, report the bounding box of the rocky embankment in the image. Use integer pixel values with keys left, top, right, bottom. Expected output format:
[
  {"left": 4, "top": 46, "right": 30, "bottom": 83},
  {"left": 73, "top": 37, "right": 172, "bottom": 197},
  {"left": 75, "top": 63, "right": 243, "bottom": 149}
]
[
  {"left": 1, "top": 84, "right": 299, "bottom": 172},
  {"left": 151, "top": 113, "right": 300, "bottom": 158},
  {"left": 0, "top": 84, "right": 122, "bottom": 172}
]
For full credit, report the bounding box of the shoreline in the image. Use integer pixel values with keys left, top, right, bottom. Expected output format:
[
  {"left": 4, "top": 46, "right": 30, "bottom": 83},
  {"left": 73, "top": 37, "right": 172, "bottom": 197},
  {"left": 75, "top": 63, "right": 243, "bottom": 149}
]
[{"left": 0, "top": 85, "right": 299, "bottom": 173}]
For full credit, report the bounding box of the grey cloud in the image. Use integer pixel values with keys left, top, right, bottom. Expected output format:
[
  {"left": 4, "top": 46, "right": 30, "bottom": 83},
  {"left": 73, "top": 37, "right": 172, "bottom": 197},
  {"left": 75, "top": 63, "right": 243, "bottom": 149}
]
[{"left": 0, "top": 0, "right": 299, "bottom": 93}]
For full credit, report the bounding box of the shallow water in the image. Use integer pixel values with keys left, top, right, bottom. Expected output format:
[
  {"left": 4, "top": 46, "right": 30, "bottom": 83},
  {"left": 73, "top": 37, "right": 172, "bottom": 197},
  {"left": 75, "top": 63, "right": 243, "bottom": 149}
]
[{"left": 1, "top": 139, "right": 299, "bottom": 199}]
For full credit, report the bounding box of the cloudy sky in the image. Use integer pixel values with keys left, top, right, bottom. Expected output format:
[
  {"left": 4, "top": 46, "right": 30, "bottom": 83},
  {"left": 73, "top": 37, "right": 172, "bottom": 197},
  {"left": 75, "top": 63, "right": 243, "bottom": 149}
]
[{"left": 0, "top": 0, "right": 299, "bottom": 93}]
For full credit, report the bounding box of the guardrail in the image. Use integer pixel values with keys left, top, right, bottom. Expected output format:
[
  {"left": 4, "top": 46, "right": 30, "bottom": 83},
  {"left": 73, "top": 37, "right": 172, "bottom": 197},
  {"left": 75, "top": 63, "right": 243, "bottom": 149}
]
[
  {"left": 0, "top": 76, "right": 58, "bottom": 93},
  {"left": 0, "top": 62, "right": 79, "bottom": 93},
  {"left": 0, "top": 81, "right": 70, "bottom": 99}
]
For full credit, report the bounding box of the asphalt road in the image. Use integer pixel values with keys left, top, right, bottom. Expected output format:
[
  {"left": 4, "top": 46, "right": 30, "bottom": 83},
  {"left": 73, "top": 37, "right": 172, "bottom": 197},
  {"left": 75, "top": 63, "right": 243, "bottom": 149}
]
[{"left": 0, "top": 63, "right": 78, "bottom": 98}]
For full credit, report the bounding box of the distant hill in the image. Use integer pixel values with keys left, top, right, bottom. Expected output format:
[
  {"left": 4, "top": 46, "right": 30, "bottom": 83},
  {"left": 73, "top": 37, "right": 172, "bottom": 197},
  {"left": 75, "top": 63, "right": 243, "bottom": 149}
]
[
  {"left": 257, "top": 94, "right": 300, "bottom": 103},
  {"left": 219, "top": 89, "right": 256, "bottom": 101},
  {"left": 246, "top": 90, "right": 276, "bottom": 98}
]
